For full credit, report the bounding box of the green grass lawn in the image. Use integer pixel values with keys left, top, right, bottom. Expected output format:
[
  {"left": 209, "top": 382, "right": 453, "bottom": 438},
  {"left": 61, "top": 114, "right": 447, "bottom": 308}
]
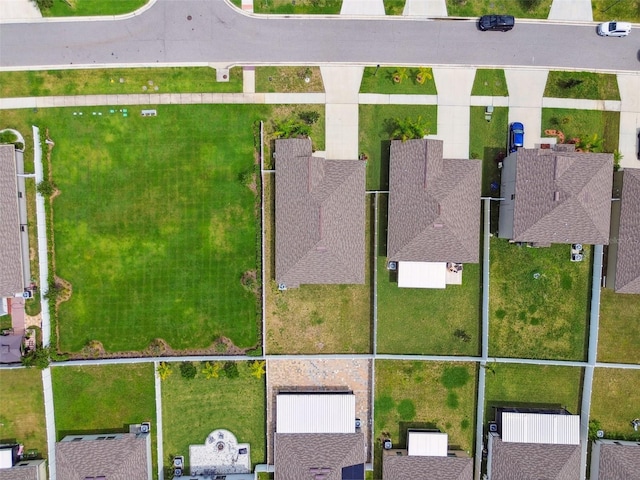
[
  {"left": 469, "top": 106, "right": 508, "bottom": 198},
  {"left": 254, "top": 0, "right": 341, "bottom": 13},
  {"left": 484, "top": 363, "right": 583, "bottom": 421},
  {"left": 0, "top": 369, "right": 47, "bottom": 457},
  {"left": 591, "top": 368, "right": 640, "bottom": 441},
  {"left": 543, "top": 71, "right": 620, "bottom": 100},
  {"left": 161, "top": 361, "right": 266, "bottom": 473},
  {"left": 446, "top": 0, "right": 552, "bottom": 18},
  {"left": 42, "top": 0, "right": 148, "bottom": 16},
  {"left": 51, "top": 364, "right": 157, "bottom": 474},
  {"left": 265, "top": 174, "right": 372, "bottom": 354},
  {"left": 597, "top": 289, "right": 640, "bottom": 364},
  {"left": 359, "top": 105, "right": 438, "bottom": 190},
  {"left": 489, "top": 239, "right": 591, "bottom": 360},
  {"left": 592, "top": 0, "right": 640, "bottom": 22},
  {"left": 359, "top": 67, "right": 437, "bottom": 95},
  {"left": 471, "top": 69, "right": 508, "bottom": 97},
  {"left": 383, "top": 0, "right": 406, "bottom": 14},
  {"left": 31, "top": 105, "right": 267, "bottom": 353},
  {"left": 375, "top": 360, "right": 477, "bottom": 477},
  {"left": 0, "top": 67, "right": 242, "bottom": 98},
  {"left": 541, "top": 108, "right": 620, "bottom": 153},
  {"left": 255, "top": 66, "right": 324, "bottom": 93}
]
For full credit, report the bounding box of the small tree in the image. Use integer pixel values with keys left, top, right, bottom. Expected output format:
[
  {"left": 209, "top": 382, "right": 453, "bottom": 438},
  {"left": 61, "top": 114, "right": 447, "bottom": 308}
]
[
  {"left": 180, "top": 361, "right": 197, "bottom": 379},
  {"left": 392, "top": 68, "right": 409, "bottom": 84},
  {"left": 250, "top": 360, "right": 266, "bottom": 379},
  {"left": 22, "top": 346, "right": 51, "bottom": 369},
  {"left": 223, "top": 361, "right": 239, "bottom": 379},
  {"left": 201, "top": 361, "right": 222, "bottom": 379},
  {"left": 391, "top": 116, "right": 430, "bottom": 142},
  {"left": 36, "top": 180, "right": 56, "bottom": 197},
  {"left": 415, "top": 67, "right": 433, "bottom": 85},
  {"left": 157, "top": 362, "right": 172, "bottom": 381}
]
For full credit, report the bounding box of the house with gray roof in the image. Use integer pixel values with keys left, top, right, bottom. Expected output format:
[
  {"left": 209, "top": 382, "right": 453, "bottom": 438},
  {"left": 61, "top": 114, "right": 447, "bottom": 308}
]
[
  {"left": 487, "top": 409, "right": 581, "bottom": 480},
  {"left": 382, "top": 430, "right": 473, "bottom": 480},
  {"left": 606, "top": 168, "right": 640, "bottom": 294},
  {"left": 590, "top": 439, "right": 640, "bottom": 480},
  {"left": 498, "top": 144, "right": 613, "bottom": 246},
  {"left": 0, "top": 444, "right": 46, "bottom": 480},
  {"left": 0, "top": 144, "right": 25, "bottom": 300},
  {"left": 387, "top": 139, "right": 481, "bottom": 289},
  {"left": 275, "top": 138, "right": 365, "bottom": 289},
  {"left": 273, "top": 393, "right": 366, "bottom": 480},
  {"left": 55, "top": 424, "right": 151, "bottom": 480}
]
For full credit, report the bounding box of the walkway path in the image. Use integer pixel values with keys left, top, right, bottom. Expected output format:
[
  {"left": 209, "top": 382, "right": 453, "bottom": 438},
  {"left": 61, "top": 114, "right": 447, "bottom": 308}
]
[
  {"left": 341, "top": 0, "right": 385, "bottom": 15},
  {"left": 0, "top": 0, "right": 41, "bottom": 20},
  {"left": 617, "top": 74, "right": 640, "bottom": 168},
  {"left": 548, "top": 0, "right": 593, "bottom": 21},
  {"left": 403, "top": 0, "right": 447, "bottom": 16},
  {"left": 41, "top": 367, "right": 56, "bottom": 480},
  {"left": 154, "top": 361, "right": 165, "bottom": 480}
]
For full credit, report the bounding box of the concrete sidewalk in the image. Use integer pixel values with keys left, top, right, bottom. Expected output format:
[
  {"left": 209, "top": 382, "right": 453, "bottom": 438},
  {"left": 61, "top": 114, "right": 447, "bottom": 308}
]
[
  {"left": 548, "top": 0, "right": 593, "bottom": 21},
  {"left": 341, "top": 0, "right": 385, "bottom": 15},
  {"left": 403, "top": 0, "right": 447, "bottom": 17}
]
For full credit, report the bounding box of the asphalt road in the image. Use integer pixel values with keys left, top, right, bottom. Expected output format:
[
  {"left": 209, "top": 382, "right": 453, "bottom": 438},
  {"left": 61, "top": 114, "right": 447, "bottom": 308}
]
[{"left": 1, "top": 0, "right": 640, "bottom": 72}]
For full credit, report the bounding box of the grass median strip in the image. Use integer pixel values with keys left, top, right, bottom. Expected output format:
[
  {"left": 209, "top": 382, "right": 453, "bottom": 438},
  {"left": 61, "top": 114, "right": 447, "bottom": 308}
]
[{"left": 471, "top": 69, "right": 508, "bottom": 97}]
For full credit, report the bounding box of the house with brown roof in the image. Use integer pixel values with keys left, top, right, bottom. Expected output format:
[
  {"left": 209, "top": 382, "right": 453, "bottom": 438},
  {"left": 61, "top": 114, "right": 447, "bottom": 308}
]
[
  {"left": 590, "top": 439, "right": 640, "bottom": 479},
  {"left": 387, "top": 139, "right": 481, "bottom": 289},
  {"left": 382, "top": 430, "right": 473, "bottom": 480},
  {"left": 606, "top": 168, "right": 640, "bottom": 294},
  {"left": 55, "top": 424, "right": 152, "bottom": 480},
  {"left": 486, "top": 409, "right": 581, "bottom": 480},
  {"left": 273, "top": 393, "right": 366, "bottom": 480},
  {"left": 498, "top": 144, "right": 613, "bottom": 246},
  {"left": 275, "top": 138, "right": 365, "bottom": 289}
]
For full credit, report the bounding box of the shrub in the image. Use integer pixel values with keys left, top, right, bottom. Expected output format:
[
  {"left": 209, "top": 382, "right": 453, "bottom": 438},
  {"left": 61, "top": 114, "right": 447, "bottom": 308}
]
[
  {"left": 250, "top": 360, "right": 266, "bottom": 379},
  {"left": 299, "top": 110, "right": 320, "bottom": 125},
  {"left": 157, "top": 362, "right": 172, "bottom": 381},
  {"left": 454, "top": 329, "right": 471, "bottom": 343},
  {"left": 179, "top": 361, "right": 197, "bottom": 379},
  {"left": 223, "top": 361, "right": 239, "bottom": 379},
  {"left": 21, "top": 346, "right": 51, "bottom": 369},
  {"left": 36, "top": 180, "right": 56, "bottom": 197},
  {"left": 201, "top": 361, "right": 222, "bottom": 379}
]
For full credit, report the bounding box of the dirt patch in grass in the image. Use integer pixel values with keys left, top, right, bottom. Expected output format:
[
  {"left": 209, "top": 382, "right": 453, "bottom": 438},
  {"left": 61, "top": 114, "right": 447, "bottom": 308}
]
[
  {"left": 591, "top": 368, "right": 640, "bottom": 441},
  {"left": 255, "top": 66, "right": 324, "bottom": 93}
]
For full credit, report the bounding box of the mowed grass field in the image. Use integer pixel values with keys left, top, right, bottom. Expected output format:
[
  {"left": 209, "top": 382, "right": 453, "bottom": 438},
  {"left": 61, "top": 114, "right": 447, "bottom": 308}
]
[
  {"left": 375, "top": 360, "right": 477, "bottom": 477},
  {"left": 51, "top": 364, "right": 157, "bottom": 474},
  {"left": 40, "top": 105, "right": 267, "bottom": 352},
  {"left": 598, "top": 289, "right": 640, "bottom": 364},
  {"left": 264, "top": 175, "right": 373, "bottom": 354},
  {"left": 591, "top": 368, "right": 640, "bottom": 441},
  {"left": 484, "top": 363, "right": 583, "bottom": 421},
  {"left": 489, "top": 239, "right": 591, "bottom": 360},
  {"left": 0, "top": 369, "right": 47, "bottom": 457},
  {"left": 161, "top": 361, "right": 266, "bottom": 472}
]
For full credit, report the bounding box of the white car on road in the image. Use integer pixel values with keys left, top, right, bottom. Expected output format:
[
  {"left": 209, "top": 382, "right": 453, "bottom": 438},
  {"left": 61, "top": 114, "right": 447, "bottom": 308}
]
[{"left": 597, "top": 21, "right": 631, "bottom": 37}]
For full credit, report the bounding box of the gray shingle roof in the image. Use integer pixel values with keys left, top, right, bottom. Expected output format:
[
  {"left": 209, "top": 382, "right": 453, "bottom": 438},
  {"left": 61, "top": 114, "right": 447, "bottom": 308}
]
[
  {"left": 383, "top": 454, "right": 473, "bottom": 480},
  {"left": 0, "top": 334, "right": 23, "bottom": 363},
  {"left": 56, "top": 434, "right": 150, "bottom": 480},
  {"left": 0, "top": 144, "right": 23, "bottom": 298},
  {"left": 0, "top": 466, "right": 40, "bottom": 480},
  {"left": 274, "top": 433, "right": 365, "bottom": 480},
  {"left": 511, "top": 147, "right": 613, "bottom": 245},
  {"left": 275, "top": 138, "right": 365, "bottom": 288},
  {"left": 387, "top": 139, "right": 481, "bottom": 263},
  {"left": 595, "top": 443, "right": 640, "bottom": 479},
  {"left": 614, "top": 168, "right": 640, "bottom": 293},
  {"left": 489, "top": 436, "right": 580, "bottom": 480}
]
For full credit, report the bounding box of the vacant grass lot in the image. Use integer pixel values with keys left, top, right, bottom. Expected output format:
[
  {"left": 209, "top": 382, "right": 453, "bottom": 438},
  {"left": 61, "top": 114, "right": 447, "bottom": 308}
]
[
  {"left": 42, "top": 0, "right": 147, "bottom": 16},
  {"left": 375, "top": 361, "right": 477, "bottom": 477},
  {"left": 254, "top": 0, "right": 341, "bottom": 13},
  {"left": 471, "top": 69, "right": 508, "bottom": 97},
  {"left": 0, "top": 68, "right": 242, "bottom": 98},
  {"left": 0, "top": 369, "right": 47, "bottom": 457},
  {"left": 264, "top": 174, "right": 372, "bottom": 354},
  {"left": 255, "top": 66, "right": 324, "bottom": 93},
  {"left": 359, "top": 105, "right": 438, "bottom": 190},
  {"left": 592, "top": 0, "right": 640, "bottom": 22},
  {"left": 36, "top": 105, "right": 267, "bottom": 353},
  {"left": 359, "top": 67, "right": 437, "bottom": 95},
  {"left": 162, "top": 361, "right": 266, "bottom": 472},
  {"left": 469, "top": 106, "right": 508, "bottom": 198},
  {"left": 591, "top": 368, "right": 640, "bottom": 441},
  {"left": 484, "top": 363, "right": 583, "bottom": 421},
  {"left": 544, "top": 71, "right": 620, "bottom": 100},
  {"left": 541, "top": 108, "right": 620, "bottom": 153},
  {"left": 489, "top": 239, "right": 591, "bottom": 360},
  {"left": 446, "top": 0, "right": 552, "bottom": 18},
  {"left": 51, "top": 364, "right": 157, "bottom": 474},
  {"left": 597, "top": 289, "right": 640, "bottom": 364}
]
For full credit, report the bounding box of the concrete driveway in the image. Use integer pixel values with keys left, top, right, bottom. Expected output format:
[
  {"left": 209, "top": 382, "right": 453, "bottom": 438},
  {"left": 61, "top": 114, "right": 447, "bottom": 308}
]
[{"left": 505, "top": 69, "right": 549, "bottom": 148}]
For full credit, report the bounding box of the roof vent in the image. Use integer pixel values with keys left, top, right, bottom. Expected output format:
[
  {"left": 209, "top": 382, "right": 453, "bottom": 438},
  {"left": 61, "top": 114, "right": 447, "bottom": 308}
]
[
  {"left": 433, "top": 223, "right": 443, "bottom": 229},
  {"left": 554, "top": 191, "right": 560, "bottom": 201}
]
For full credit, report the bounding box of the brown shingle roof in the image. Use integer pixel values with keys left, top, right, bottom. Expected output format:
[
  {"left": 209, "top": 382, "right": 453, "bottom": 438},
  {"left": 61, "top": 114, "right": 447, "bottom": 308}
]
[
  {"left": 387, "top": 139, "right": 481, "bottom": 263},
  {"left": 0, "top": 144, "right": 23, "bottom": 298},
  {"left": 275, "top": 138, "right": 365, "bottom": 288},
  {"left": 383, "top": 455, "right": 473, "bottom": 480},
  {"left": 614, "top": 168, "right": 640, "bottom": 293},
  {"left": 511, "top": 148, "right": 613, "bottom": 245},
  {"left": 274, "top": 433, "right": 365, "bottom": 480},
  {"left": 489, "top": 436, "right": 580, "bottom": 480},
  {"left": 595, "top": 443, "right": 640, "bottom": 479},
  {"left": 56, "top": 433, "right": 150, "bottom": 480}
]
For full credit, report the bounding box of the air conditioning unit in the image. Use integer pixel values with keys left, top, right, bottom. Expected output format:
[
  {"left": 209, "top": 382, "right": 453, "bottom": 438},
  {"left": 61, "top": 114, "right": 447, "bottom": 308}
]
[
  {"left": 387, "top": 261, "right": 397, "bottom": 271},
  {"left": 383, "top": 439, "right": 392, "bottom": 450},
  {"left": 489, "top": 423, "right": 498, "bottom": 433},
  {"left": 174, "top": 468, "right": 182, "bottom": 477},
  {"left": 140, "top": 422, "right": 151, "bottom": 433},
  {"left": 22, "top": 290, "right": 32, "bottom": 299}
]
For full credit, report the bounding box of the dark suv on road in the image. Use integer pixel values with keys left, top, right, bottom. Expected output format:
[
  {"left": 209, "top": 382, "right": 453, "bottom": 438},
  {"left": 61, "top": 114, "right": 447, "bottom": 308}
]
[{"left": 479, "top": 15, "right": 515, "bottom": 32}]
